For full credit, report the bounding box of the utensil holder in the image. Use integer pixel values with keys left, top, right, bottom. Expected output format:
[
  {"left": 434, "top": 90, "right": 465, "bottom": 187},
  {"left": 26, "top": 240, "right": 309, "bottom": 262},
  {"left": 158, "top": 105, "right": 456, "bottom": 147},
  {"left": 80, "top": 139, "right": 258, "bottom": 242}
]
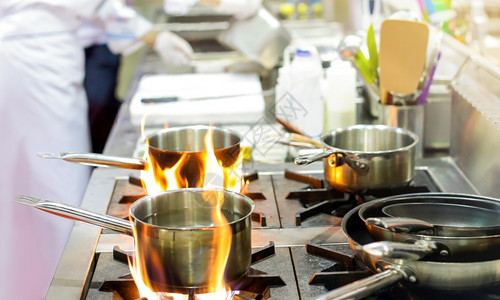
[{"left": 378, "top": 102, "right": 424, "bottom": 158}]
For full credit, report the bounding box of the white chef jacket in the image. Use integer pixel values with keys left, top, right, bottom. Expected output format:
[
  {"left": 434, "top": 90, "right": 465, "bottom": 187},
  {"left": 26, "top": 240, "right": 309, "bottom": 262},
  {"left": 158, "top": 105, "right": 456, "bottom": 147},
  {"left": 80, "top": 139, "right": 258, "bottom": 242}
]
[{"left": 0, "top": 1, "right": 152, "bottom": 299}]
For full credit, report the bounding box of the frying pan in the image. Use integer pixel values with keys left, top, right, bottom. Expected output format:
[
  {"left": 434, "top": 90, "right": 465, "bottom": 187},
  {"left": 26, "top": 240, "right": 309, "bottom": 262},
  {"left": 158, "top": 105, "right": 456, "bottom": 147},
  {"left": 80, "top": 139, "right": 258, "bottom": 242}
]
[
  {"left": 39, "top": 125, "right": 241, "bottom": 188},
  {"left": 315, "top": 204, "right": 500, "bottom": 300},
  {"left": 358, "top": 193, "right": 500, "bottom": 261},
  {"left": 16, "top": 189, "right": 254, "bottom": 294}
]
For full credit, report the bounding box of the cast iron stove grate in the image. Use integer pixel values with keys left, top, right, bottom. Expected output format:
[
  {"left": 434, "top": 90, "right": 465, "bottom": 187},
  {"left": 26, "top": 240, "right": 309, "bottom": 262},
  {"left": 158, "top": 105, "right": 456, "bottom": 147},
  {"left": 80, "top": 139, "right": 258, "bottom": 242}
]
[
  {"left": 122, "top": 172, "right": 268, "bottom": 227},
  {"left": 97, "top": 243, "right": 285, "bottom": 300},
  {"left": 306, "top": 239, "right": 500, "bottom": 299},
  {"left": 284, "top": 170, "right": 437, "bottom": 226}
]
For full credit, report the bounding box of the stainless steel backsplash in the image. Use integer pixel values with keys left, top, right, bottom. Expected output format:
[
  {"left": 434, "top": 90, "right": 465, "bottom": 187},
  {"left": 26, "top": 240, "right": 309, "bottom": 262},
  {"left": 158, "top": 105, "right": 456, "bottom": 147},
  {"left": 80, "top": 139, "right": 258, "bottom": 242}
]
[{"left": 450, "top": 56, "right": 500, "bottom": 198}]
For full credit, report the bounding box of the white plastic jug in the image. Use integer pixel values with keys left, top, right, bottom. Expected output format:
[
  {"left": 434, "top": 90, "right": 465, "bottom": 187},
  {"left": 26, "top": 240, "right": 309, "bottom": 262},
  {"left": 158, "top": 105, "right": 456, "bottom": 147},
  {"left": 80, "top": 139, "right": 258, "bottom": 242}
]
[
  {"left": 275, "top": 45, "right": 324, "bottom": 137},
  {"left": 323, "top": 59, "right": 357, "bottom": 131}
]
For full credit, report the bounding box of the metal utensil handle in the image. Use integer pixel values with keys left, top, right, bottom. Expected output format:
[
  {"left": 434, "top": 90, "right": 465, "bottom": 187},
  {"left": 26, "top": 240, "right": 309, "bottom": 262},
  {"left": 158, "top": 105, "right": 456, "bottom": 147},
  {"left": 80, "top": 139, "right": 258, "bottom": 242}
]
[
  {"left": 38, "top": 152, "right": 146, "bottom": 170},
  {"left": 315, "top": 268, "right": 405, "bottom": 300},
  {"left": 289, "top": 133, "right": 323, "bottom": 148},
  {"left": 294, "top": 151, "right": 332, "bottom": 165},
  {"left": 295, "top": 151, "right": 370, "bottom": 173},
  {"left": 16, "top": 195, "right": 133, "bottom": 235},
  {"left": 359, "top": 240, "right": 436, "bottom": 260},
  {"left": 366, "top": 217, "right": 434, "bottom": 233}
]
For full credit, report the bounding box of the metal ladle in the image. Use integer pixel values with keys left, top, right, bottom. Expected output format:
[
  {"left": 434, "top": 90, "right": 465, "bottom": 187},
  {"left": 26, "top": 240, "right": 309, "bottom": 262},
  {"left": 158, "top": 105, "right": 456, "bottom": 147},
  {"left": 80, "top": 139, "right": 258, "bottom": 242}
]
[{"left": 338, "top": 35, "right": 363, "bottom": 61}]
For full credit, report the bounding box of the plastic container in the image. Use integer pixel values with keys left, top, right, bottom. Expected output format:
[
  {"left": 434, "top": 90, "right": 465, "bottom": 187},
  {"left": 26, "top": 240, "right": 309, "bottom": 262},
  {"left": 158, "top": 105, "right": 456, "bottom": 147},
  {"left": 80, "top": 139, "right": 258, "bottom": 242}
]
[
  {"left": 275, "top": 46, "right": 324, "bottom": 137},
  {"left": 323, "top": 60, "right": 357, "bottom": 131}
]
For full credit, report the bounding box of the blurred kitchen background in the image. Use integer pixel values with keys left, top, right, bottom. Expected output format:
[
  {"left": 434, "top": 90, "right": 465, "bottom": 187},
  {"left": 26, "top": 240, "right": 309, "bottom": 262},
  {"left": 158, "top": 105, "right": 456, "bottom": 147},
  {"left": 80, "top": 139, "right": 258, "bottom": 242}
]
[{"left": 116, "top": 0, "right": 500, "bottom": 101}]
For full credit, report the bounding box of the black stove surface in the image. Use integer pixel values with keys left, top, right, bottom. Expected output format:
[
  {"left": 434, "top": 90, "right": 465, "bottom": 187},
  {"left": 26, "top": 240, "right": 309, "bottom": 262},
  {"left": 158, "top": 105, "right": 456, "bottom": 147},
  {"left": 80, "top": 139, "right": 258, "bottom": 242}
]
[{"left": 84, "top": 169, "right": 500, "bottom": 300}]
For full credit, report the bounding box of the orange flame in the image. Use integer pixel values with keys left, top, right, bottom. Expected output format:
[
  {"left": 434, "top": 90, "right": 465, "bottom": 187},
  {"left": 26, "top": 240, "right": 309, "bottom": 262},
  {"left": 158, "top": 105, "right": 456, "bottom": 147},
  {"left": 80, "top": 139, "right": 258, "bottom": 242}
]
[
  {"left": 240, "top": 179, "right": 250, "bottom": 195},
  {"left": 130, "top": 127, "right": 237, "bottom": 298},
  {"left": 199, "top": 129, "right": 231, "bottom": 293},
  {"left": 139, "top": 127, "right": 242, "bottom": 194},
  {"left": 141, "top": 138, "right": 190, "bottom": 193}
]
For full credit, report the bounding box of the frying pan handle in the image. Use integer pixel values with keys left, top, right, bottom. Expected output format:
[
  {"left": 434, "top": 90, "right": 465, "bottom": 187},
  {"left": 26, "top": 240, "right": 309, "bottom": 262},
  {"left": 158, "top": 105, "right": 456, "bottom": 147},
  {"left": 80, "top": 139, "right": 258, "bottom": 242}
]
[
  {"left": 295, "top": 151, "right": 370, "bottom": 172},
  {"left": 315, "top": 268, "right": 406, "bottom": 300},
  {"left": 366, "top": 217, "right": 434, "bottom": 233},
  {"left": 37, "top": 152, "right": 146, "bottom": 170},
  {"left": 16, "top": 195, "right": 133, "bottom": 235}
]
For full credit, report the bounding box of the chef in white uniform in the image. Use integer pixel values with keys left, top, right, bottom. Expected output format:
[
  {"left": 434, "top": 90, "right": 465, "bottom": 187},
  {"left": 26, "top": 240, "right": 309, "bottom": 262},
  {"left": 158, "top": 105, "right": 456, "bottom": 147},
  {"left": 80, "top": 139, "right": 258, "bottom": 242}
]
[{"left": 0, "top": 2, "right": 192, "bottom": 299}]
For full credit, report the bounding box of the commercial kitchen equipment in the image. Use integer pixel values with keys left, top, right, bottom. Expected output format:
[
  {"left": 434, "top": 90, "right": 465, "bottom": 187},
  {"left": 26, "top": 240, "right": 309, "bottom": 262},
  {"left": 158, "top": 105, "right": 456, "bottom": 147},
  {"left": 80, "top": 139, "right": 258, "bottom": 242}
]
[{"left": 43, "top": 17, "right": 500, "bottom": 300}]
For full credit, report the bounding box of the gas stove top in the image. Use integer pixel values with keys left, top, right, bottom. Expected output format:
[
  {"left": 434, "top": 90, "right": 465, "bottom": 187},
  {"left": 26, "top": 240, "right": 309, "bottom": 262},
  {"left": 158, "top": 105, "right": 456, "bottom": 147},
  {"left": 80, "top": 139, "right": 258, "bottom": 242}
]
[{"left": 54, "top": 157, "right": 497, "bottom": 300}]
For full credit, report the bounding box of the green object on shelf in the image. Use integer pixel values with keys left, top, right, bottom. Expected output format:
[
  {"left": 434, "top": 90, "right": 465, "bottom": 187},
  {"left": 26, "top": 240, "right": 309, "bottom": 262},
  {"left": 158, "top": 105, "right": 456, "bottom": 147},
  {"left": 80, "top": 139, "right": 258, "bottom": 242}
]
[
  {"left": 366, "top": 23, "right": 378, "bottom": 81},
  {"left": 354, "top": 50, "right": 375, "bottom": 85}
]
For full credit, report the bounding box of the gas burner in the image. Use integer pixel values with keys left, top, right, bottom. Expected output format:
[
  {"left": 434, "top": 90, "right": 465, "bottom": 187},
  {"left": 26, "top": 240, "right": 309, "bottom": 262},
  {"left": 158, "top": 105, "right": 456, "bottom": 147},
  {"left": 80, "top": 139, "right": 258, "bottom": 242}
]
[
  {"left": 97, "top": 243, "right": 285, "bottom": 300},
  {"left": 283, "top": 170, "right": 358, "bottom": 225},
  {"left": 241, "top": 171, "right": 268, "bottom": 227},
  {"left": 306, "top": 242, "right": 500, "bottom": 300},
  {"left": 114, "top": 173, "right": 269, "bottom": 227},
  {"left": 283, "top": 170, "right": 438, "bottom": 225},
  {"left": 306, "top": 242, "right": 371, "bottom": 291}
]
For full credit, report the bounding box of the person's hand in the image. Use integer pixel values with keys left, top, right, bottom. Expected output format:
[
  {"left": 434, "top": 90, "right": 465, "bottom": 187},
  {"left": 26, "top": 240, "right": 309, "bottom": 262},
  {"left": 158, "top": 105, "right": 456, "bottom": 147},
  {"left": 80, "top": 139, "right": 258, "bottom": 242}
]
[
  {"left": 153, "top": 31, "right": 194, "bottom": 67},
  {"left": 163, "top": 0, "right": 199, "bottom": 15}
]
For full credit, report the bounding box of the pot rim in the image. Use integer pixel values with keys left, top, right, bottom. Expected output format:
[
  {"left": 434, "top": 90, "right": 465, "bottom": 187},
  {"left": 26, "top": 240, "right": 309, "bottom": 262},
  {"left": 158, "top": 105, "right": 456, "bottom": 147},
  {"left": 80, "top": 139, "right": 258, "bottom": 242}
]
[
  {"left": 129, "top": 188, "right": 255, "bottom": 231},
  {"left": 147, "top": 125, "right": 242, "bottom": 154},
  {"left": 321, "top": 124, "right": 419, "bottom": 155}
]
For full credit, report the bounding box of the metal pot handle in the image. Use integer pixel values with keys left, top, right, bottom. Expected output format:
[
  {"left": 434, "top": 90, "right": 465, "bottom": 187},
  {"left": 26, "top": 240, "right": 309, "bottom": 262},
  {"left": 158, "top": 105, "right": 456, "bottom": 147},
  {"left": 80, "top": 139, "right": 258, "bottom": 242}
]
[
  {"left": 38, "top": 152, "right": 146, "bottom": 170},
  {"left": 294, "top": 151, "right": 369, "bottom": 173},
  {"left": 16, "top": 195, "right": 133, "bottom": 235},
  {"left": 315, "top": 268, "right": 406, "bottom": 300}
]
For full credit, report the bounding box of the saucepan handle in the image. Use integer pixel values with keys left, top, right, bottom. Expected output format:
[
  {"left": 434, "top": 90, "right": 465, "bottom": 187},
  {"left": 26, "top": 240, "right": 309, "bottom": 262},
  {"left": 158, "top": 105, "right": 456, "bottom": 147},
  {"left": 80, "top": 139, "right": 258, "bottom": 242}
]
[
  {"left": 16, "top": 195, "right": 133, "bottom": 235},
  {"left": 315, "top": 268, "right": 405, "bottom": 300},
  {"left": 294, "top": 151, "right": 370, "bottom": 172},
  {"left": 38, "top": 152, "right": 146, "bottom": 170}
]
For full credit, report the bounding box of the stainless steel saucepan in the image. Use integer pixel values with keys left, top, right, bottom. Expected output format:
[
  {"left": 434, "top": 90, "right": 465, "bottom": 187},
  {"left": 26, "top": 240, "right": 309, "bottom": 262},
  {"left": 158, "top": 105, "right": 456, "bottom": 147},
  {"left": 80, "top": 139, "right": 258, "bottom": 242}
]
[
  {"left": 316, "top": 204, "right": 500, "bottom": 300},
  {"left": 295, "top": 125, "right": 418, "bottom": 193},
  {"left": 16, "top": 188, "right": 254, "bottom": 293},
  {"left": 39, "top": 125, "right": 242, "bottom": 188},
  {"left": 358, "top": 193, "right": 500, "bottom": 262}
]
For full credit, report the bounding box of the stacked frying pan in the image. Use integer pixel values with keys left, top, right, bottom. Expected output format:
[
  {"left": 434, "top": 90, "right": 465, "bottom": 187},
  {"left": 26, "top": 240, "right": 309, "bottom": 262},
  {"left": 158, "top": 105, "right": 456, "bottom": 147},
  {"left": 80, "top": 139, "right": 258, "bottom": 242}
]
[{"left": 316, "top": 192, "right": 500, "bottom": 300}]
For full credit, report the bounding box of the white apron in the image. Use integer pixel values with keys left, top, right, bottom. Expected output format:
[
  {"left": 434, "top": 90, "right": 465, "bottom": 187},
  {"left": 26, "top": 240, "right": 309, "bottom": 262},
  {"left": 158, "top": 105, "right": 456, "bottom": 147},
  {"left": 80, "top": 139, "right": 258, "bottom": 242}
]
[
  {"left": 0, "top": 26, "right": 91, "bottom": 300},
  {"left": 0, "top": 3, "right": 152, "bottom": 298}
]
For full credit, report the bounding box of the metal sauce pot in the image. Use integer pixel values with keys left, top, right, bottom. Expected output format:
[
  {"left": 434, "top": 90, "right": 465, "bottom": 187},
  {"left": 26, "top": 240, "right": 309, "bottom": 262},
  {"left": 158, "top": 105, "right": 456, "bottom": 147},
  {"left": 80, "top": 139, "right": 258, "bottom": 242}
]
[
  {"left": 17, "top": 188, "right": 254, "bottom": 293},
  {"left": 39, "top": 125, "right": 242, "bottom": 188},
  {"left": 295, "top": 125, "right": 418, "bottom": 194}
]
